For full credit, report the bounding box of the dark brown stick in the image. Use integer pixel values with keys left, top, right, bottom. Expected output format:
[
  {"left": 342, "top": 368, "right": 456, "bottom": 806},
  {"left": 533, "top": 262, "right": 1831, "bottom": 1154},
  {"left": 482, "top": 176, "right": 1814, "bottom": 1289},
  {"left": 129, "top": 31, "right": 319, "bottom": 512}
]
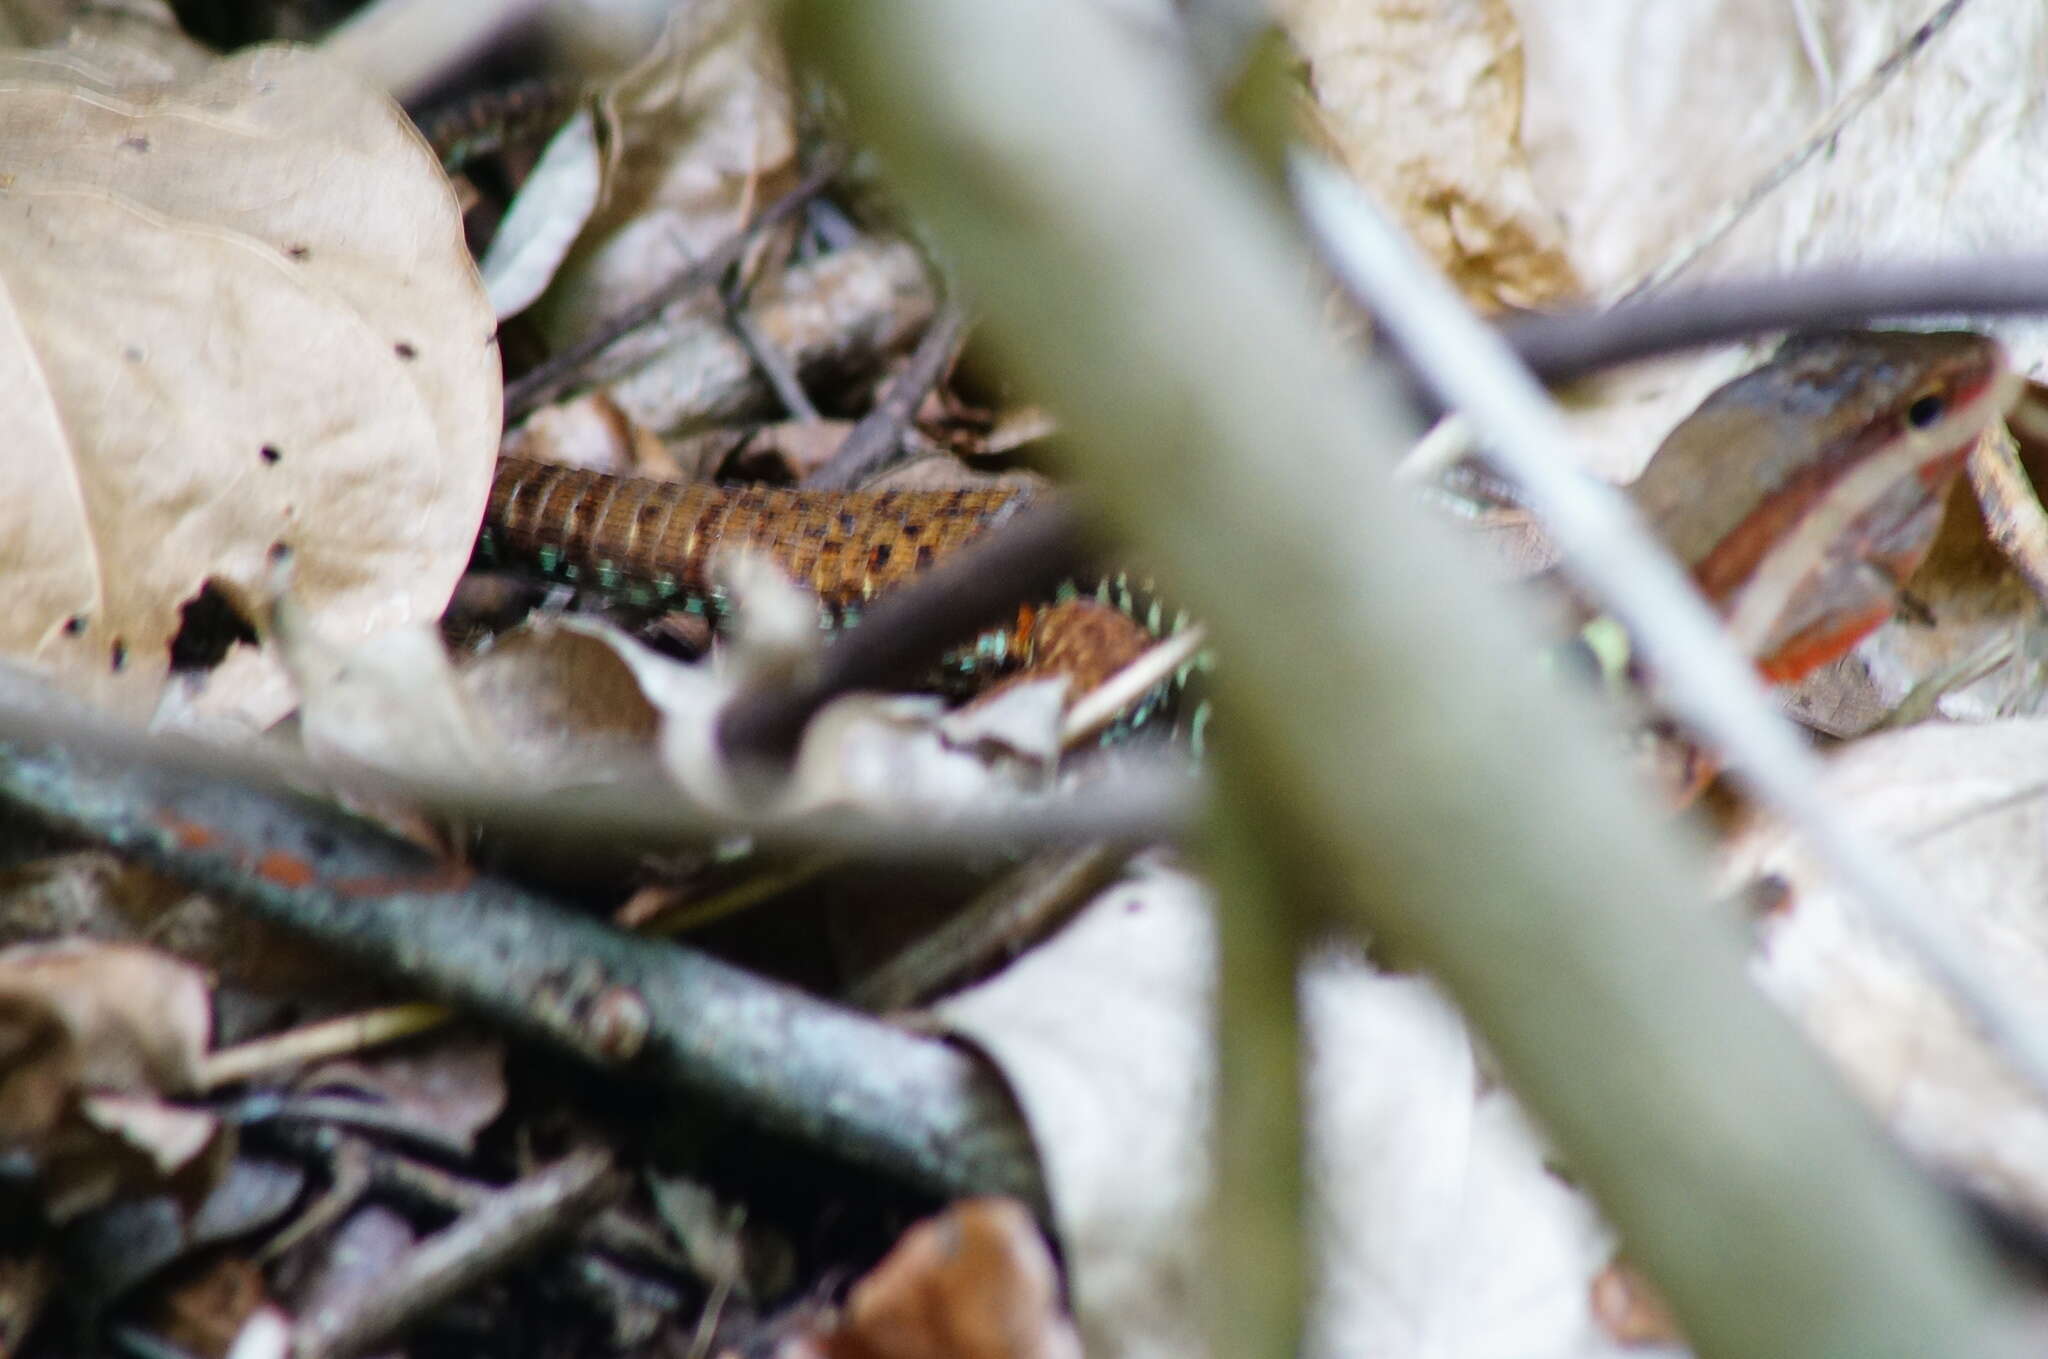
[
  {"left": 0, "top": 726, "right": 1045, "bottom": 1207},
  {"left": 294, "top": 1146, "right": 624, "bottom": 1359},
  {"left": 844, "top": 840, "right": 1134, "bottom": 1012},
  {"left": 1494, "top": 258, "right": 2048, "bottom": 385},
  {"left": 805, "top": 299, "right": 973, "bottom": 490}
]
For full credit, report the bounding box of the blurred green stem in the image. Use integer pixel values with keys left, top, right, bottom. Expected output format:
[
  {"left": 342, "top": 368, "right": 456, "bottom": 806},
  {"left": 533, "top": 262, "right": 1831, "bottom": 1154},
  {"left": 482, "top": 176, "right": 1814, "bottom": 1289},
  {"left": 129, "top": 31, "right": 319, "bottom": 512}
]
[{"left": 784, "top": 0, "right": 2025, "bottom": 1354}]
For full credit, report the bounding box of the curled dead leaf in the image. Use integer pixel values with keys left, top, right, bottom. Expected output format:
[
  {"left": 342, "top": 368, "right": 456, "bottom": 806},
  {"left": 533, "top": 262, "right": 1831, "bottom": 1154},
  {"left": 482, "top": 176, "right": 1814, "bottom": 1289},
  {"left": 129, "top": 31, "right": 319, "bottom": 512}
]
[
  {"left": 0, "top": 940, "right": 220, "bottom": 1220},
  {"left": 815, "top": 1198, "right": 1081, "bottom": 1359},
  {"left": 1282, "top": 0, "right": 1580, "bottom": 311}
]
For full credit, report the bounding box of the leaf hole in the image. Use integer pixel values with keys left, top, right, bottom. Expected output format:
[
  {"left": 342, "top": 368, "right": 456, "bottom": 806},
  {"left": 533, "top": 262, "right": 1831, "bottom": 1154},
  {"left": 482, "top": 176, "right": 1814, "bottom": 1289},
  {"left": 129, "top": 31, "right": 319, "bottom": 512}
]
[{"left": 168, "top": 581, "right": 260, "bottom": 673}]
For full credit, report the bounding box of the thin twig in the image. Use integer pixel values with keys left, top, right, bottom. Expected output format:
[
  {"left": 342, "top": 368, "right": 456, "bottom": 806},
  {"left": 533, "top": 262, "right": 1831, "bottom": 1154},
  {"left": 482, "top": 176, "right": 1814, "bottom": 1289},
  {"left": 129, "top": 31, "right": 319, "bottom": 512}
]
[
  {"left": 264, "top": 1093, "right": 480, "bottom": 1160},
  {"left": 258, "top": 1121, "right": 692, "bottom": 1275},
  {"left": 844, "top": 840, "right": 1135, "bottom": 1012},
  {"left": 256, "top": 1131, "right": 373, "bottom": 1263},
  {"left": 726, "top": 292, "right": 823, "bottom": 422},
  {"left": 198, "top": 1001, "right": 452, "bottom": 1090},
  {"left": 804, "top": 300, "right": 973, "bottom": 490},
  {"left": 633, "top": 853, "right": 842, "bottom": 935},
  {"left": 1392, "top": 412, "right": 1476, "bottom": 486},
  {"left": 1058, "top": 625, "right": 1207, "bottom": 750},
  {"left": 0, "top": 672, "right": 1193, "bottom": 855},
  {"left": 503, "top": 154, "right": 845, "bottom": 422},
  {"left": 1788, "top": 0, "right": 1837, "bottom": 100},
  {"left": 1499, "top": 256, "right": 2048, "bottom": 386},
  {"left": 1616, "top": 0, "right": 1977, "bottom": 300},
  {"left": 685, "top": 1273, "right": 734, "bottom": 1359},
  {"left": 294, "top": 1146, "right": 624, "bottom": 1359}
]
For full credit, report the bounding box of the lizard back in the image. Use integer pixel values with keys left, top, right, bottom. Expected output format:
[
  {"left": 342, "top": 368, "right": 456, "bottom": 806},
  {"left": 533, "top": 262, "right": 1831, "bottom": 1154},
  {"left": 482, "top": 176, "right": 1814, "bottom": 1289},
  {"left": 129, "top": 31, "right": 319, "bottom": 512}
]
[{"left": 479, "top": 457, "right": 1041, "bottom": 620}]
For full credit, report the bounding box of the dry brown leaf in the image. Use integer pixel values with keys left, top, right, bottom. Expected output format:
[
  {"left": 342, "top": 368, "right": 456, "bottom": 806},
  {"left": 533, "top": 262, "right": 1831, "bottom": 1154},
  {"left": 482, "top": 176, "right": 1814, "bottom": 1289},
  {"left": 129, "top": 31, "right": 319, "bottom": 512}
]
[
  {"left": 0, "top": 939, "right": 220, "bottom": 1219},
  {"left": 76, "top": 1091, "right": 218, "bottom": 1175},
  {"left": 0, "top": 36, "right": 497, "bottom": 722},
  {"left": 456, "top": 619, "right": 663, "bottom": 786},
  {"left": 816, "top": 1198, "right": 1081, "bottom": 1359},
  {"left": 278, "top": 604, "right": 664, "bottom": 798},
  {"left": 0, "top": 2, "right": 184, "bottom": 55},
  {"left": 536, "top": 0, "right": 797, "bottom": 344},
  {"left": 935, "top": 680, "right": 1069, "bottom": 766},
  {"left": 0, "top": 848, "right": 178, "bottom": 948},
  {"left": 1588, "top": 1260, "right": 1683, "bottom": 1348},
  {"left": 728, "top": 418, "right": 857, "bottom": 481},
  {"left": 0, "top": 940, "right": 209, "bottom": 1109},
  {"left": 0, "top": 1246, "right": 56, "bottom": 1356},
  {"left": 1282, "top": 0, "right": 1580, "bottom": 311},
  {"left": 283, "top": 1204, "right": 417, "bottom": 1337},
  {"left": 465, "top": 574, "right": 1062, "bottom": 821},
  {"left": 277, "top": 608, "right": 504, "bottom": 791},
  {"left": 1515, "top": 1, "right": 2048, "bottom": 312},
  {"left": 298, "top": 1032, "right": 507, "bottom": 1154},
  {"left": 147, "top": 1254, "right": 269, "bottom": 1359},
  {"left": 282, "top": 549, "right": 1051, "bottom": 820},
  {"left": 867, "top": 458, "right": 1050, "bottom": 498},
  {"left": 498, "top": 389, "right": 671, "bottom": 473},
  {"left": 0, "top": 2, "right": 66, "bottom": 46}
]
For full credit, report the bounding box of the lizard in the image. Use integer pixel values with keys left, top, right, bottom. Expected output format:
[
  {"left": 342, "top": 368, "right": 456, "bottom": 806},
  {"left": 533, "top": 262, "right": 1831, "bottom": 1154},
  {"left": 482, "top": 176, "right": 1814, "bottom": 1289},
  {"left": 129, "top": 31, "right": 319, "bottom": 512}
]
[
  {"left": 1618, "top": 327, "right": 2011, "bottom": 684},
  {"left": 474, "top": 329, "right": 2014, "bottom": 716}
]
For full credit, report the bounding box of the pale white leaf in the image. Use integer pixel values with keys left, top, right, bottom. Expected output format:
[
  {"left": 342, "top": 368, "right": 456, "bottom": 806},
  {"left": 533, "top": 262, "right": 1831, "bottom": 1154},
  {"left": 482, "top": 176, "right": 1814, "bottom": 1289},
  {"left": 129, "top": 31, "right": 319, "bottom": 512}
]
[
  {"left": 0, "top": 37, "right": 497, "bottom": 723},
  {"left": 1724, "top": 718, "right": 2048, "bottom": 1229},
  {"left": 482, "top": 107, "right": 604, "bottom": 321}
]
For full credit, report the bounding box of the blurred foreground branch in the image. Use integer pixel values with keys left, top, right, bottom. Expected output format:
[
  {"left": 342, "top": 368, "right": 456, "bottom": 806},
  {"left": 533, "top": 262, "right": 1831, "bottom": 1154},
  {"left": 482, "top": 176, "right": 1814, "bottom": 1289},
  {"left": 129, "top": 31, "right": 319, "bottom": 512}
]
[{"left": 785, "top": 1, "right": 2027, "bottom": 1355}]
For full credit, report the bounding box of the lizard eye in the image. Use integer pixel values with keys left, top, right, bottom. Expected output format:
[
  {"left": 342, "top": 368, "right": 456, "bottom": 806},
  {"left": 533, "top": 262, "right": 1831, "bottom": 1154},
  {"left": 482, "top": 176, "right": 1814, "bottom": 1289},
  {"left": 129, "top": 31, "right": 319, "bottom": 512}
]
[{"left": 1906, "top": 392, "right": 1947, "bottom": 429}]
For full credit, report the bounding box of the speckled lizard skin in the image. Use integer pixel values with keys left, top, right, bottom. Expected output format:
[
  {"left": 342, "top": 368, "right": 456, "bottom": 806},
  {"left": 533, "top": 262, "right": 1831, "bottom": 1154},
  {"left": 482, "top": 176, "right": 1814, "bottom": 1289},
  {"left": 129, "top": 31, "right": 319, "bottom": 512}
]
[{"left": 480, "top": 457, "right": 1042, "bottom": 619}]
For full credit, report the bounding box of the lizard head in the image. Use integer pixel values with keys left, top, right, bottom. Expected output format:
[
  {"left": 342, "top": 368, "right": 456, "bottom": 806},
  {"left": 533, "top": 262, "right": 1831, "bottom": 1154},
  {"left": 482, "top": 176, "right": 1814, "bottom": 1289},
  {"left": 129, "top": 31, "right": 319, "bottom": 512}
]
[{"left": 1754, "top": 329, "right": 2011, "bottom": 486}]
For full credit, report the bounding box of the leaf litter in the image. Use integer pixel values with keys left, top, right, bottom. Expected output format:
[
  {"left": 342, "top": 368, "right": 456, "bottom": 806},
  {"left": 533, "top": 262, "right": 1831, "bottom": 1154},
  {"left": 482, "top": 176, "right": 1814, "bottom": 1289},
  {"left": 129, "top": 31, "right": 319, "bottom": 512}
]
[{"left": 16, "top": 2, "right": 2048, "bottom": 1357}]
